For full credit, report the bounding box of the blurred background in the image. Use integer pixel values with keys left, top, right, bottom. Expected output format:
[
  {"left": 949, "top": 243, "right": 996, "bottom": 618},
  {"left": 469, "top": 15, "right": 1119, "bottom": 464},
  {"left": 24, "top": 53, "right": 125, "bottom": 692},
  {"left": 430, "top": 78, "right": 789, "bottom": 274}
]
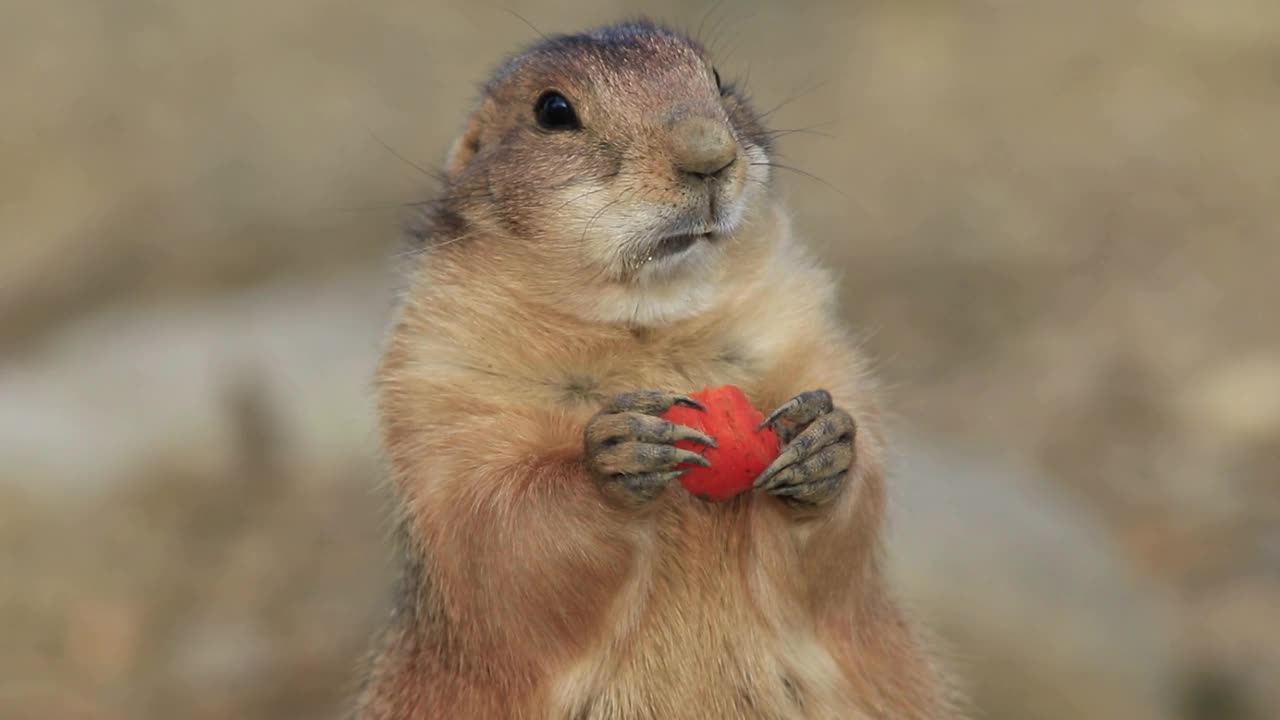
[{"left": 2, "top": 0, "right": 1277, "bottom": 718}]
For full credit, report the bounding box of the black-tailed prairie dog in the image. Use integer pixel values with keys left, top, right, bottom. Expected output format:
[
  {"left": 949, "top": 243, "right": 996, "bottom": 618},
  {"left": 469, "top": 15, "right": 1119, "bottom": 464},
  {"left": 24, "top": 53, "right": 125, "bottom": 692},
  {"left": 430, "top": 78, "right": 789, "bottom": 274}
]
[{"left": 355, "top": 20, "right": 958, "bottom": 720}]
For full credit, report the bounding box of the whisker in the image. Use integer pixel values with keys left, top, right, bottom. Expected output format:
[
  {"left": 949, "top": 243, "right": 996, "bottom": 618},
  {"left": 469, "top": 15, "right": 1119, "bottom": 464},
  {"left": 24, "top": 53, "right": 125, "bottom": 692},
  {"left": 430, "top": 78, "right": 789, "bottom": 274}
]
[
  {"left": 581, "top": 195, "right": 626, "bottom": 246},
  {"left": 444, "top": 188, "right": 500, "bottom": 203},
  {"left": 333, "top": 191, "right": 485, "bottom": 217},
  {"left": 552, "top": 170, "right": 623, "bottom": 212},
  {"left": 737, "top": 63, "right": 753, "bottom": 95},
  {"left": 695, "top": 0, "right": 727, "bottom": 46},
  {"left": 760, "top": 79, "right": 831, "bottom": 120},
  {"left": 760, "top": 122, "right": 838, "bottom": 141},
  {"left": 711, "top": 10, "right": 755, "bottom": 69},
  {"left": 427, "top": 229, "right": 479, "bottom": 251},
  {"left": 697, "top": 0, "right": 732, "bottom": 55},
  {"left": 501, "top": 7, "right": 550, "bottom": 42},
  {"left": 323, "top": 200, "right": 432, "bottom": 213},
  {"left": 389, "top": 241, "right": 430, "bottom": 264},
  {"left": 553, "top": 168, "right": 620, "bottom": 191},
  {"left": 555, "top": 186, "right": 613, "bottom": 213},
  {"left": 363, "top": 123, "right": 437, "bottom": 180},
  {"left": 751, "top": 162, "right": 848, "bottom": 200}
]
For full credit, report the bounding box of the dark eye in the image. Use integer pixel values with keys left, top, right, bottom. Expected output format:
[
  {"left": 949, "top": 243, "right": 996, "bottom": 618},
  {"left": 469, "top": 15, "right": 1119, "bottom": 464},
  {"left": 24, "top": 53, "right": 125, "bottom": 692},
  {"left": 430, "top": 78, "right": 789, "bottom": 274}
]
[
  {"left": 535, "top": 91, "right": 580, "bottom": 131},
  {"left": 713, "top": 68, "right": 723, "bottom": 91}
]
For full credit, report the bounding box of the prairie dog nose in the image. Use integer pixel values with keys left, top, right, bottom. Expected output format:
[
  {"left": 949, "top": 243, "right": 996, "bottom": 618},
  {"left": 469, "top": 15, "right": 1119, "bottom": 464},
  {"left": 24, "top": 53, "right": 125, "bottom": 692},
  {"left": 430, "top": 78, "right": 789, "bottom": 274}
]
[{"left": 669, "top": 116, "right": 737, "bottom": 178}]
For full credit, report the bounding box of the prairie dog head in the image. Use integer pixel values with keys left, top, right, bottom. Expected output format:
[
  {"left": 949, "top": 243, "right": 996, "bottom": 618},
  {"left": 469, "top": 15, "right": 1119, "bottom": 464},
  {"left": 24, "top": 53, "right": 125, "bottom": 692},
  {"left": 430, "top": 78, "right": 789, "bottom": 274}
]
[{"left": 431, "top": 20, "right": 781, "bottom": 326}]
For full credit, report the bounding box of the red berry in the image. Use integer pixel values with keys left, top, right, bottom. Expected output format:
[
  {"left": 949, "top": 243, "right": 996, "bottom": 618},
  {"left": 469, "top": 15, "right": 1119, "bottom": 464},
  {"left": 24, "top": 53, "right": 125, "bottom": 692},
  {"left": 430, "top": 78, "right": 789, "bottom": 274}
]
[{"left": 661, "top": 385, "right": 781, "bottom": 503}]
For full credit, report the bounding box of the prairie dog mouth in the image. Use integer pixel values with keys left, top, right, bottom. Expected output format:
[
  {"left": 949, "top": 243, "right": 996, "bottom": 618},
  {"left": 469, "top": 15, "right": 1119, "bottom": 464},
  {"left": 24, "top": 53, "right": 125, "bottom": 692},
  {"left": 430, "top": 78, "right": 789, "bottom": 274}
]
[
  {"left": 625, "top": 230, "right": 716, "bottom": 277},
  {"left": 654, "top": 231, "right": 713, "bottom": 258}
]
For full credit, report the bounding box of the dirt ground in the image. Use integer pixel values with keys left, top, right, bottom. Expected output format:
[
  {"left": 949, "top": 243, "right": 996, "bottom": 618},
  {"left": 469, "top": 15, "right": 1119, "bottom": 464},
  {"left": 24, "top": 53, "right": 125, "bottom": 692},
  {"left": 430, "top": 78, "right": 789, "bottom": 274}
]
[{"left": 2, "top": 1, "right": 1277, "bottom": 718}]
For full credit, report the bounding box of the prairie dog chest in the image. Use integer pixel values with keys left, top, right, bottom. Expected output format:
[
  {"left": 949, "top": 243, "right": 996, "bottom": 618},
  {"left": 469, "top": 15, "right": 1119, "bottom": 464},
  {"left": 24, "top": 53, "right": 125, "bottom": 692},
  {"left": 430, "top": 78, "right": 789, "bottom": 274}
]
[{"left": 546, "top": 329, "right": 775, "bottom": 409}]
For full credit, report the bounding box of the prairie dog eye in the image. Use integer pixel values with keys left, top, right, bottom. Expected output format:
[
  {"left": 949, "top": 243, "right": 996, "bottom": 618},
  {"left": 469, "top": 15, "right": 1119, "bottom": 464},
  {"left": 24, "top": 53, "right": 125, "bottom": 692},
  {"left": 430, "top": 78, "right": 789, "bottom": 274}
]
[
  {"left": 713, "top": 67, "right": 723, "bottom": 92},
  {"left": 535, "top": 91, "right": 581, "bottom": 130}
]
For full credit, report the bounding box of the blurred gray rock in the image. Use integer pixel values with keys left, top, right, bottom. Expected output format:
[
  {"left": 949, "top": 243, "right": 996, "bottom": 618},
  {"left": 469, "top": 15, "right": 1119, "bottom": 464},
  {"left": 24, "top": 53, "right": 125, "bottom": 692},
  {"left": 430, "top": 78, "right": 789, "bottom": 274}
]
[
  {"left": 0, "top": 268, "right": 393, "bottom": 493},
  {"left": 888, "top": 435, "right": 1180, "bottom": 719}
]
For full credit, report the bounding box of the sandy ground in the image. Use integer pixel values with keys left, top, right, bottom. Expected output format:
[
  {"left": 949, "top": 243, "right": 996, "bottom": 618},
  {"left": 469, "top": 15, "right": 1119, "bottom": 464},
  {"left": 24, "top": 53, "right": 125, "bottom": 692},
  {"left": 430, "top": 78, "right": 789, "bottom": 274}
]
[{"left": 2, "top": 1, "right": 1277, "bottom": 718}]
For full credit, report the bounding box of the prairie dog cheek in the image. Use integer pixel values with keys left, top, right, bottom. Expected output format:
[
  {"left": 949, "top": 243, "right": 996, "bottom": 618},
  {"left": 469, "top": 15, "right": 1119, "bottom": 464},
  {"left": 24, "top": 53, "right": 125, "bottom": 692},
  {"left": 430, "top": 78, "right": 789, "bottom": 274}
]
[{"left": 551, "top": 182, "right": 665, "bottom": 276}]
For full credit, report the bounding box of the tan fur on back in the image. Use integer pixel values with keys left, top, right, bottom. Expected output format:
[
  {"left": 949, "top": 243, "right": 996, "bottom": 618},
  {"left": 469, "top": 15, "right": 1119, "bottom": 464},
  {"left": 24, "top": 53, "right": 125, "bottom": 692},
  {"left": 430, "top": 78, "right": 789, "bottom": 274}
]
[{"left": 355, "top": 20, "right": 957, "bottom": 720}]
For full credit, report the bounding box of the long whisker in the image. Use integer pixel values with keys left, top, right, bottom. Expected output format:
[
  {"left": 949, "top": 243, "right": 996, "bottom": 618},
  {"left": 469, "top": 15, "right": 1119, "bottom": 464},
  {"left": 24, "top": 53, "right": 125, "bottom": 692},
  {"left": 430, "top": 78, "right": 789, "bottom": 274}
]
[
  {"left": 363, "top": 123, "right": 437, "bottom": 180},
  {"left": 760, "top": 122, "right": 838, "bottom": 141},
  {"left": 502, "top": 8, "right": 550, "bottom": 42},
  {"left": 696, "top": 0, "right": 727, "bottom": 46},
  {"left": 556, "top": 186, "right": 612, "bottom": 213},
  {"left": 697, "top": 0, "right": 732, "bottom": 56},
  {"left": 751, "top": 162, "right": 848, "bottom": 200},
  {"left": 427, "top": 229, "right": 478, "bottom": 251},
  {"left": 759, "top": 79, "right": 831, "bottom": 120},
  {"left": 553, "top": 170, "right": 624, "bottom": 212},
  {"left": 736, "top": 63, "right": 754, "bottom": 95},
  {"left": 710, "top": 9, "right": 755, "bottom": 69},
  {"left": 581, "top": 195, "right": 626, "bottom": 246},
  {"left": 326, "top": 200, "right": 432, "bottom": 213}
]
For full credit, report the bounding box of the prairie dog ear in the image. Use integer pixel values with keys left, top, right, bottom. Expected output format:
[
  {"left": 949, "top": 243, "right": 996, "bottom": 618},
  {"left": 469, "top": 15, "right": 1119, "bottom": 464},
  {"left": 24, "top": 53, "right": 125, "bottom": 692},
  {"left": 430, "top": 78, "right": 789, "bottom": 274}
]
[{"left": 444, "top": 97, "right": 497, "bottom": 178}]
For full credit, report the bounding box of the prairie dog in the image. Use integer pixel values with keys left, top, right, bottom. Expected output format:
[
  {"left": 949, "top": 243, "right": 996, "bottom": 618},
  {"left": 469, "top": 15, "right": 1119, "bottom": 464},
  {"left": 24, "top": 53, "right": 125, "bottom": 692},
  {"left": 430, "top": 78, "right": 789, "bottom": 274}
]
[{"left": 356, "top": 20, "right": 955, "bottom": 720}]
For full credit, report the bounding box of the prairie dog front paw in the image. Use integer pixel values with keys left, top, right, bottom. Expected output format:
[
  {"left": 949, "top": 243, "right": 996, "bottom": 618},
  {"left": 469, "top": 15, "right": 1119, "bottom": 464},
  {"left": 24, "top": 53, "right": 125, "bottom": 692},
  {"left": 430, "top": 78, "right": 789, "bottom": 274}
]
[
  {"left": 585, "top": 391, "right": 717, "bottom": 507},
  {"left": 755, "top": 390, "right": 856, "bottom": 508}
]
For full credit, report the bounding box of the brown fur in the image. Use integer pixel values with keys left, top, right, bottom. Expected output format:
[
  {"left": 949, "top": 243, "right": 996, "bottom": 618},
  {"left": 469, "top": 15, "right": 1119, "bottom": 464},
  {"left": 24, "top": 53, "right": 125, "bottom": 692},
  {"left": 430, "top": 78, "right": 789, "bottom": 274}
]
[{"left": 356, "top": 20, "right": 956, "bottom": 720}]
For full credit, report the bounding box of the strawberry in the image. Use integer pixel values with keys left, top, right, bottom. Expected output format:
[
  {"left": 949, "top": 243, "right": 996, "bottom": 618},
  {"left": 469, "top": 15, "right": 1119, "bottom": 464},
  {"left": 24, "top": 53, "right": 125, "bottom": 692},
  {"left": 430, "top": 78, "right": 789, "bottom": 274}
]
[{"left": 661, "top": 385, "right": 781, "bottom": 502}]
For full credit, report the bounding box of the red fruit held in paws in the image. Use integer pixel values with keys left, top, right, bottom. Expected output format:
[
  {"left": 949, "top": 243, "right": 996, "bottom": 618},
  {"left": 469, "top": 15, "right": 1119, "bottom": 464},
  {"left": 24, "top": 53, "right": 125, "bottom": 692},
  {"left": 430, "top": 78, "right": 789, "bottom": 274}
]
[{"left": 661, "top": 385, "right": 781, "bottom": 502}]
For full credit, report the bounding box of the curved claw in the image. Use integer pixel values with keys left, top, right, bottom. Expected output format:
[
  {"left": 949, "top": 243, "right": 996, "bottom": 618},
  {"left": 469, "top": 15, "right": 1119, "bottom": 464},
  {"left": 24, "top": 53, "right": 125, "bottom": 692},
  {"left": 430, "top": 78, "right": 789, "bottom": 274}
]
[
  {"left": 586, "top": 414, "right": 717, "bottom": 452},
  {"left": 757, "top": 389, "right": 833, "bottom": 431},
  {"left": 756, "top": 440, "right": 854, "bottom": 492},
  {"left": 587, "top": 390, "right": 710, "bottom": 508},
  {"left": 770, "top": 471, "right": 848, "bottom": 507},
  {"left": 672, "top": 447, "right": 712, "bottom": 469},
  {"left": 673, "top": 396, "right": 706, "bottom": 411},
  {"left": 605, "top": 391, "right": 705, "bottom": 416},
  {"left": 671, "top": 424, "right": 717, "bottom": 449},
  {"left": 754, "top": 407, "right": 855, "bottom": 490},
  {"left": 591, "top": 441, "right": 710, "bottom": 477},
  {"left": 607, "top": 469, "right": 689, "bottom": 506}
]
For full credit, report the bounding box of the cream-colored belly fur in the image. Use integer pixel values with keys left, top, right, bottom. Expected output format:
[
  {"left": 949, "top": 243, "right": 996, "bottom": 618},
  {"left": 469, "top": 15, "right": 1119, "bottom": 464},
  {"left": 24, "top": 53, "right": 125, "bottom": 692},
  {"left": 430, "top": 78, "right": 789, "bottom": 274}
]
[{"left": 550, "top": 500, "right": 867, "bottom": 720}]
